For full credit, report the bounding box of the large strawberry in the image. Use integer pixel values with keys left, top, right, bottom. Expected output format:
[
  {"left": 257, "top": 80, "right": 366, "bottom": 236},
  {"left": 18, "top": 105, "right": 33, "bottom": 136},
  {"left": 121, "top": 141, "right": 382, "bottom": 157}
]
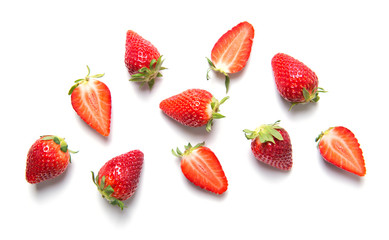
[
  {"left": 125, "top": 30, "right": 166, "bottom": 89},
  {"left": 159, "top": 89, "right": 228, "bottom": 132},
  {"left": 271, "top": 53, "right": 326, "bottom": 109},
  {"left": 172, "top": 142, "right": 228, "bottom": 194},
  {"left": 68, "top": 66, "right": 112, "bottom": 137},
  {"left": 316, "top": 126, "right": 366, "bottom": 176},
  {"left": 243, "top": 121, "right": 293, "bottom": 170},
  {"left": 91, "top": 150, "right": 144, "bottom": 210},
  {"left": 26, "top": 135, "right": 77, "bottom": 184},
  {"left": 207, "top": 21, "right": 255, "bottom": 92}
]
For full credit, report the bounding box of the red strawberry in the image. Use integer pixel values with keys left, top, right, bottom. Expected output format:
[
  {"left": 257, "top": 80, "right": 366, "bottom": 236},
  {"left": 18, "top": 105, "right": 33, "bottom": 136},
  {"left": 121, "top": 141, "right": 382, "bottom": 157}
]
[
  {"left": 172, "top": 142, "right": 228, "bottom": 194},
  {"left": 159, "top": 89, "right": 228, "bottom": 132},
  {"left": 316, "top": 126, "right": 366, "bottom": 176},
  {"left": 92, "top": 150, "right": 144, "bottom": 210},
  {"left": 26, "top": 135, "right": 77, "bottom": 184},
  {"left": 207, "top": 21, "right": 255, "bottom": 92},
  {"left": 125, "top": 30, "right": 166, "bottom": 89},
  {"left": 271, "top": 53, "right": 326, "bottom": 109},
  {"left": 68, "top": 66, "right": 112, "bottom": 137},
  {"left": 244, "top": 121, "right": 293, "bottom": 170}
]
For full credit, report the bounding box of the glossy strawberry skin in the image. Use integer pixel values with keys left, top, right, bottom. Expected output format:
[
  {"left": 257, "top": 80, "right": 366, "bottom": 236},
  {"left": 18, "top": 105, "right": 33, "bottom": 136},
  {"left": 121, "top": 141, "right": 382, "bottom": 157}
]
[
  {"left": 160, "top": 89, "right": 213, "bottom": 127},
  {"left": 125, "top": 30, "right": 160, "bottom": 74},
  {"left": 251, "top": 128, "right": 293, "bottom": 170},
  {"left": 26, "top": 136, "right": 70, "bottom": 184},
  {"left": 97, "top": 150, "right": 144, "bottom": 201},
  {"left": 271, "top": 53, "right": 319, "bottom": 103}
]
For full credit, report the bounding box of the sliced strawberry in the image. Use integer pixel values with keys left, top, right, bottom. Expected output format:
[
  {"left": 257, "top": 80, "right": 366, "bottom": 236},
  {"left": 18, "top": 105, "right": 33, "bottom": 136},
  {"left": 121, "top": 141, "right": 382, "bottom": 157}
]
[
  {"left": 173, "top": 143, "right": 228, "bottom": 194},
  {"left": 69, "top": 66, "right": 111, "bottom": 137},
  {"left": 207, "top": 21, "right": 255, "bottom": 92},
  {"left": 316, "top": 126, "right": 366, "bottom": 176}
]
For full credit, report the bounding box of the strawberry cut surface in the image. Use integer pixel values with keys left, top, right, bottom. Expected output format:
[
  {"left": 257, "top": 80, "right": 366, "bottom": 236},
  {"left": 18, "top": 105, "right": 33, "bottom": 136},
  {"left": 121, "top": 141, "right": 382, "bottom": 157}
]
[
  {"left": 69, "top": 66, "right": 111, "bottom": 137},
  {"left": 211, "top": 21, "right": 254, "bottom": 74},
  {"left": 316, "top": 126, "right": 366, "bottom": 176},
  {"left": 173, "top": 143, "right": 228, "bottom": 194}
]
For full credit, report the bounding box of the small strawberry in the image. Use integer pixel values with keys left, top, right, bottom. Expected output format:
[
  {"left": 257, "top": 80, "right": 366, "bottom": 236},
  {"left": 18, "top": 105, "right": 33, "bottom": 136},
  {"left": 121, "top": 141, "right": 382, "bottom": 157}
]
[
  {"left": 68, "top": 66, "right": 112, "bottom": 137},
  {"left": 92, "top": 150, "right": 144, "bottom": 210},
  {"left": 159, "top": 89, "right": 229, "bottom": 132},
  {"left": 315, "top": 126, "right": 366, "bottom": 176},
  {"left": 172, "top": 142, "right": 228, "bottom": 194},
  {"left": 207, "top": 21, "right": 255, "bottom": 92},
  {"left": 26, "top": 135, "right": 77, "bottom": 184},
  {"left": 271, "top": 53, "right": 326, "bottom": 109},
  {"left": 243, "top": 121, "right": 293, "bottom": 170},
  {"left": 125, "top": 30, "right": 166, "bottom": 89}
]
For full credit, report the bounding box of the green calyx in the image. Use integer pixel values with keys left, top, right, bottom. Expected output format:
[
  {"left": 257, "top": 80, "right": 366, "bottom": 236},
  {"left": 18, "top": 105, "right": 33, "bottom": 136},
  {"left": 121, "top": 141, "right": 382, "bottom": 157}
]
[
  {"left": 91, "top": 171, "right": 125, "bottom": 210},
  {"left": 243, "top": 120, "right": 284, "bottom": 144},
  {"left": 130, "top": 55, "right": 167, "bottom": 89},
  {"left": 206, "top": 57, "right": 231, "bottom": 93},
  {"left": 172, "top": 142, "right": 205, "bottom": 158},
  {"left": 206, "top": 95, "right": 229, "bottom": 132},
  {"left": 41, "top": 135, "right": 78, "bottom": 162},
  {"left": 315, "top": 127, "right": 333, "bottom": 143},
  {"left": 68, "top": 65, "right": 105, "bottom": 95},
  {"left": 289, "top": 87, "right": 327, "bottom": 110}
]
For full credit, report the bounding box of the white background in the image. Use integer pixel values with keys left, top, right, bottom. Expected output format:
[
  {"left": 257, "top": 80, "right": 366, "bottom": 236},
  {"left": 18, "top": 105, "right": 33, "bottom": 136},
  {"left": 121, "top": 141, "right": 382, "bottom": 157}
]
[{"left": 1, "top": 0, "right": 388, "bottom": 239}]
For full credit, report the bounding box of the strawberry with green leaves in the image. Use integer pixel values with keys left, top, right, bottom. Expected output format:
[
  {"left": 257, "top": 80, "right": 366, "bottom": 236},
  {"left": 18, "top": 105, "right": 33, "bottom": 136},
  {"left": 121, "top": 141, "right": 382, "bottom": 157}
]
[
  {"left": 172, "top": 142, "right": 228, "bottom": 194},
  {"left": 92, "top": 150, "right": 144, "bottom": 210},
  {"left": 26, "top": 135, "right": 77, "bottom": 184},
  {"left": 207, "top": 21, "right": 255, "bottom": 92},
  {"left": 159, "top": 89, "right": 228, "bottom": 132},
  {"left": 125, "top": 30, "right": 166, "bottom": 89},
  {"left": 244, "top": 121, "right": 293, "bottom": 170},
  {"left": 69, "top": 66, "right": 112, "bottom": 137},
  {"left": 316, "top": 126, "right": 366, "bottom": 176},
  {"left": 271, "top": 53, "right": 326, "bottom": 110}
]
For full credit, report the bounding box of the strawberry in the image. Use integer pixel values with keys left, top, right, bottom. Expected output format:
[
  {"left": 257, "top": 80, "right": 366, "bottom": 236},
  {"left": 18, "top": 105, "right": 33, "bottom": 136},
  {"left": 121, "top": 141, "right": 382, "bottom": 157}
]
[
  {"left": 68, "top": 66, "right": 112, "bottom": 137},
  {"left": 271, "top": 53, "right": 326, "bottom": 109},
  {"left": 125, "top": 30, "right": 166, "bottom": 89},
  {"left": 206, "top": 21, "right": 255, "bottom": 92},
  {"left": 91, "top": 150, "right": 144, "bottom": 210},
  {"left": 172, "top": 142, "right": 228, "bottom": 194},
  {"left": 159, "top": 89, "right": 228, "bottom": 132},
  {"left": 26, "top": 135, "right": 77, "bottom": 184},
  {"left": 243, "top": 121, "right": 293, "bottom": 170},
  {"left": 315, "top": 126, "right": 366, "bottom": 176}
]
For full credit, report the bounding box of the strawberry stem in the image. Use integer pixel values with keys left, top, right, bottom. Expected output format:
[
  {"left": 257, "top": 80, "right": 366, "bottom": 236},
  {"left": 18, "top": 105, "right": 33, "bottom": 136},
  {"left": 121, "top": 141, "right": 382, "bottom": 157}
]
[
  {"left": 68, "top": 65, "right": 105, "bottom": 95},
  {"left": 91, "top": 171, "right": 125, "bottom": 210},
  {"left": 243, "top": 120, "right": 283, "bottom": 143},
  {"left": 129, "top": 55, "right": 166, "bottom": 89}
]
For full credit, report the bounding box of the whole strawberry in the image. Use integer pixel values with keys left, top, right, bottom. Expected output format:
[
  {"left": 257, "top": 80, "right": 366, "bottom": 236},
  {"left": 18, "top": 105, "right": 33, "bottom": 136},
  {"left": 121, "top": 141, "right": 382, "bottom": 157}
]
[
  {"left": 26, "top": 135, "right": 77, "bottom": 184},
  {"left": 159, "top": 89, "right": 229, "bottom": 132},
  {"left": 92, "top": 150, "right": 144, "bottom": 210},
  {"left": 271, "top": 53, "right": 325, "bottom": 109},
  {"left": 243, "top": 121, "right": 293, "bottom": 170},
  {"left": 125, "top": 30, "right": 166, "bottom": 89},
  {"left": 69, "top": 66, "right": 112, "bottom": 137},
  {"left": 172, "top": 142, "right": 228, "bottom": 194}
]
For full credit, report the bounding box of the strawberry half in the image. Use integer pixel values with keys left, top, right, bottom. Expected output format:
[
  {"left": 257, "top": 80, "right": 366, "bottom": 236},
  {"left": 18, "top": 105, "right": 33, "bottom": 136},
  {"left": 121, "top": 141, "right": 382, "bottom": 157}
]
[
  {"left": 159, "top": 89, "right": 228, "bottom": 132},
  {"left": 125, "top": 30, "right": 166, "bottom": 89},
  {"left": 271, "top": 53, "right": 326, "bottom": 110},
  {"left": 244, "top": 121, "right": 293, "bottom": 170},
  {"left": 68, "top": 66, "right": 112, "bottom": 137},
  {"left": 172, "top": 142, "right": 228, "bottom": 194},
  {"left": 92, "top": 150, "right": 144, "bottom": 210},
  {"left": 26, "top": 135, "right": 77, "bottom": 184},
  {"left": 207, "top": 21, "right": 255, "bottom": 92},
  {"left": 316, "top": 126, "right": 366, "bottom": 176}
]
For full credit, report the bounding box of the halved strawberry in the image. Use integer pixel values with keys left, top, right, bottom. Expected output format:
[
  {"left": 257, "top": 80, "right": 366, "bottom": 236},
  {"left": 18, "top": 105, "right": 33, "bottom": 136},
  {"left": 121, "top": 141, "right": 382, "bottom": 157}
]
[
  {"left": 207, "top": 21, "right": 255, "bottom": 92},
  {"left": 316, "top": 126, "right": 366, "bottom": 176},
  {"left": 172, "top": 142, "right": 228, "bottom": 194},
  {"left": 68, "top": 66, "right": 111, "bottom": 136}
]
